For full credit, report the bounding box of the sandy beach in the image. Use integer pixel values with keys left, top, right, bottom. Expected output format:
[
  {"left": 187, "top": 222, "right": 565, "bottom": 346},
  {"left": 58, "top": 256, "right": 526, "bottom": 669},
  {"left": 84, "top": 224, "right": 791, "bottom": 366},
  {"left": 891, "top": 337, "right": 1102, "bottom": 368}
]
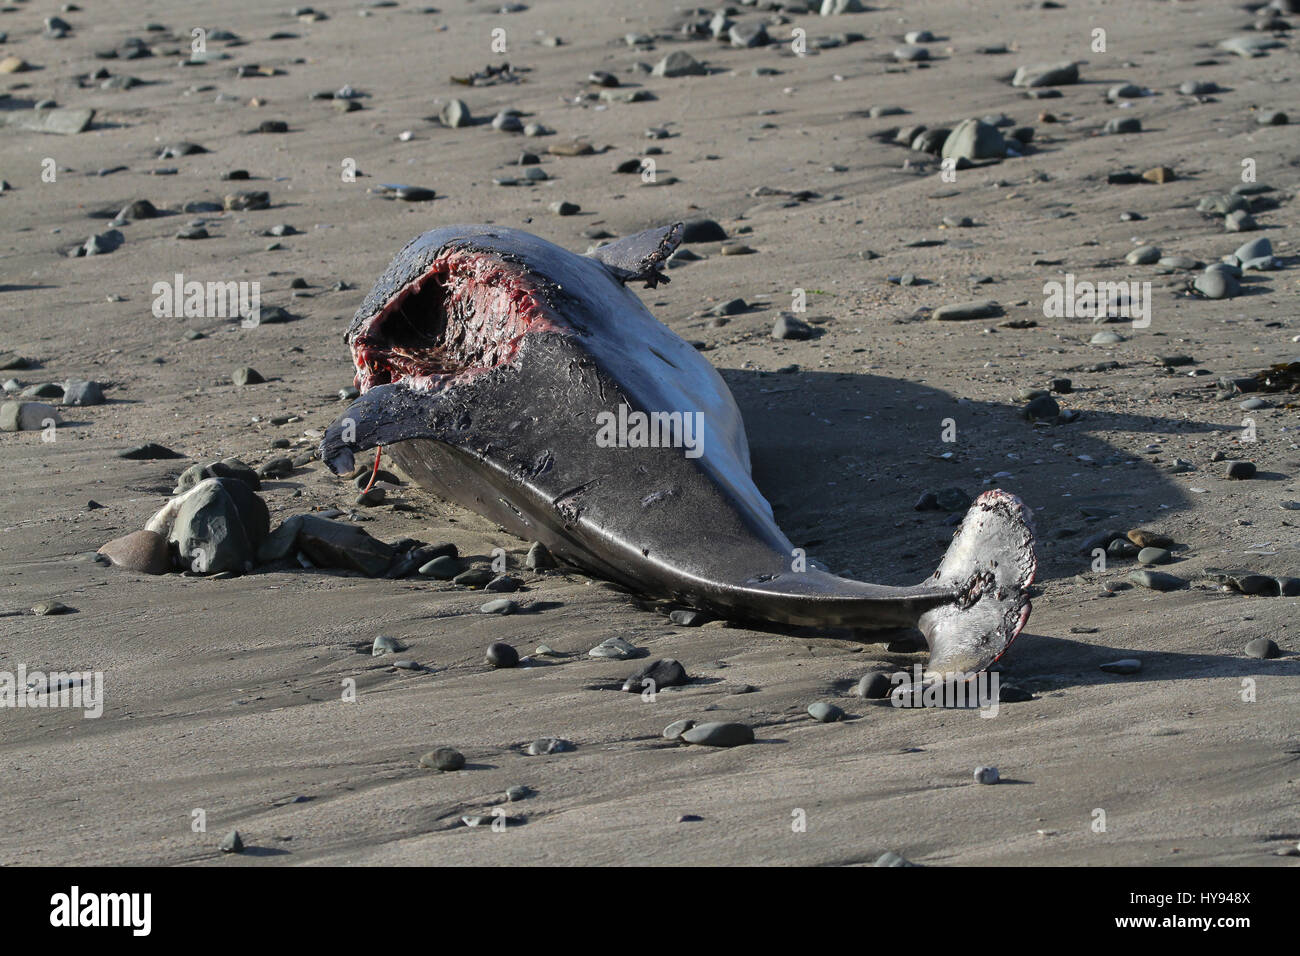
[{"left": 1, "top": 0, "right": 1298, "bottom": 866}]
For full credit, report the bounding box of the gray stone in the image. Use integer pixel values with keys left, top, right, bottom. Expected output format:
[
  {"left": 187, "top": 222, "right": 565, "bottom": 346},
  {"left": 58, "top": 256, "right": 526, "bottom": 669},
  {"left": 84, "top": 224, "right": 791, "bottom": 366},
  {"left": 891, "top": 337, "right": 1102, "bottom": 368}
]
[
  {"left": 486, "top": 641, "right": 519, "bottom": 668},
  {"left": 295, "top": 515, "right": 395, "bottom": 576},
  {"left": 2, "top": 107, "right": 96, "bottom": 135},
  {"left": 1012, "top": 61, "right": 1079, "bottom": 88},
  {"left": 622, "top": 658, "right": 688, "bottom": 693},
  {"left": 680, "top": 721, "right": 754, "bottom": 747},
  {"left": 418, "top": 554, "right": 462, "bottom": 578},
  {"left": 1103, "top": 116, "right": 1141, "bottom": 135},
  {"left": 589, "top": 636, "right": 639, "bottom": 659},
  {"left": 1099, "top": 658, "right": 1142, "bottom": 674},
  {"left": 162, "top": 477, "right": 269, "bottom": 575},
  {"left": 1129, "top": 570, "right": 1184, "bottom": 591},
  {"left": 808, "top": 701, "right": 845, "bottom": 722},
  {"left": 0, "top": 401, "right": 61, "bottom": 431},
  {"left": 372, "top": 635, "right": 402, "bottom": 656},
  {"left": 420, "top": 747, "right": 465, "bottom": 771},
  {"left": 1244, "top": 638, "right": 1279, "bottom": 659},
  {"left": 1232, "top": 237, "right": 1272, "bottom": 263},
  {"left": 663, "top": 718, "right": 696, "bottom": 740},
  {"left": 940, "top": 118, "right": 1006, "bottom": 161},
  {"left": 1192, "top": 269, "right": 1239, "bottom": 299},
  {"left": 856, "top": 672, "right": 894, "bottom": 699},
  {"left": 653, "top": 51, "right": 706, "bottom": 78},
  {"left": 933, "top": 299, "right": 1001, "bottom": 321},
  {"left": 1126, "top": 245, "right": 1161, "bottom": 265},
  {"left": 98, "top": 529, "right": 171, "bottom": 574},
  {"left": 527, "top": 737, "right": 573, "bottom": 756},
  {"left": 440, "top": 99, "right": 471, "bottom": 127},
  {"left": 60, "top": 380, "right": 104, "bottom": 406}
]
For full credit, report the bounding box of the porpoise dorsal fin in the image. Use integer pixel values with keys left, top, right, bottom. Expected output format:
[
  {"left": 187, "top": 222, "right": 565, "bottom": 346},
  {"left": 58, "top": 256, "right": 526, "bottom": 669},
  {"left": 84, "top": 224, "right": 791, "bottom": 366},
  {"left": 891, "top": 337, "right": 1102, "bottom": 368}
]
[{"left": 586, "top": 222, "right": 683, "bottom": 289}]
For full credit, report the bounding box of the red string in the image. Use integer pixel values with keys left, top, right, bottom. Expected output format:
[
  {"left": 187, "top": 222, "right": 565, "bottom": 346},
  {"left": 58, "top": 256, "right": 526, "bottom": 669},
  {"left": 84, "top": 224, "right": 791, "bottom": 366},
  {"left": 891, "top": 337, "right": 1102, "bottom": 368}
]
[{"left": 361, "top": 445, "right": 383, "bottom": 494}]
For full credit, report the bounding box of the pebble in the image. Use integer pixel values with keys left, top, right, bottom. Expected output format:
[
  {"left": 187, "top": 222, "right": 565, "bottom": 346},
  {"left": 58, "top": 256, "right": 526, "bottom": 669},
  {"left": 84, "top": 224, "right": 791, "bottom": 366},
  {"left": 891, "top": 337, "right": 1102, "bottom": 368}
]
[
  {"left": 1192, "top": 269, "right": 1239, "bottom": 299},
  {"left": 1137, "top": 547, "right": 1171, "bottom": 566},
  {"left": 372, "top": 634, "right": 402, "bottom": 656},
  {"left": 549, "top": 200, "right": 580, "bottom": 216},
  {"left": 1125, "top": 245, "right": 1160, "bottom": 265},
  {"left": 856, "top": 672, "right": 894, "bottom": 699},
  {"left": 622, "top": 658, "right": 688, "bottom": 693},
  {"left": 973, "top": 766, "right": 1000, "bottom": 785},
  {"left": 118, "top": 442, "right": 183, "bottom": 460},
  {"left": 1107, "top": 83, "right": 1143, "bottom": 102},
  {"left": 680, "top": 721, "right": 754, "bottom": 747},
  {"left": 940, "top": 119, "right": 1006, "bottom": 161},
  {"left": 440, "top": 99, "right": 471, "bottom": 127},
  {"left": 772, "top": 314, "right": 814, "bottom": 340},
  {"left": 933, "top": 299, "right": 1001, "bottom": 321},
  {"left": 914, "top": 487, "right": 971, "bottom": 512},
  {"left": 420, "top": 747, "right": 465, "bottom": 771},
  {"left": 663, "top": 718, "right": 695, "bottom": 740},
  {"left": 1011, "top": 61, "right": 1079, "bottom": 88},
  {"left": 485, "top": 574, "right": 522, "bottom": 592},
  {"left": 395, "top": 186, "right": 435, "bottom": 202},
  {"left": 22, "top": 598, "right": 70, "bottom": 617},
  {"left": 874, "top": 851, "right": 918, "bottom": 867},
  {"left": 589, "top": 636, "right": 639, "bottom": 659},
  {"left": 98, "top": 530, "right": 170, "bottom": 574},
  {"left": 485, "top": 642, "right": 519, "bottom": 668},
  {"left": 0, "top": 401, "right": 62, "bottom": 432},
  {"left": 232, "top": 367, "right": 264, "bottom": 387},
  {"left": 1244, "top": 638, "right": 1279, "bottom": 660},
  {"left": 1224, "top": 461, "right": 1256, "bottom": 480},
  {"left": 1021, "top": 394, "right": 1060, "bottom": 423},
  {"left": 669, "top": 609, "right": 709, "bottom": 626},
  {"left": 506, "top": 785, "right": 531, "bottom": 801},
  {"left": 1099, "top": 658, "right": 1142, "bottom": 675},
  {"left": 492, "top": 111, "right": 522, "bottom": 132},
  {"left": 526, "top": 541, "right": 555, "bottom": 569},
  {"left": 1224, "top": 209, "right": 1257, "bottom": 232},
  {"left": 680, "top": 219, "right": 727, "bottom": 243},
  {"left": 418, "top": 554, "right": 462, "bottom": 578},
  {"left": 1232, "top": 237, "right": 1272, "bottom": 263},
  {"left": 653, "top": 51, "right": 707, "bottom": 77},
  {"left": 1128, "top": 570, "right": 1184, "bottom": 591},
  {"left": 480, "top": 598, "right": 516, "bottom": 614},
  {"left": 218, "top": 830, "right": 244, "bottom": 853},
  {"left": 527, "top": 737, "right": 573, "bottom": 756},
  {"left": 808, "top": 702, "right": 845, "bottom": 722}
]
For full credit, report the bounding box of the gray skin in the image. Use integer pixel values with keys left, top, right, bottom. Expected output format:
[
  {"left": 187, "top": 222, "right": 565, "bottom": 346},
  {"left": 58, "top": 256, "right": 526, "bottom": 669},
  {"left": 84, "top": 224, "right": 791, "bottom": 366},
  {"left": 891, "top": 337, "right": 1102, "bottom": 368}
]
[{"left": 321, "top": 223, "right": 1036, "bottom": 679}]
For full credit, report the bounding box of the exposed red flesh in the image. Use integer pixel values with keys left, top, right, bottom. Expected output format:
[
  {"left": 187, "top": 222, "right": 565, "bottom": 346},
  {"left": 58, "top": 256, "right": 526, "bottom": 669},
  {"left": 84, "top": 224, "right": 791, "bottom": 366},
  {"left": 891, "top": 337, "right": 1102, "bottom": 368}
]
[{"left": 350, "top": 249, "right": 566, "bottom": 394}]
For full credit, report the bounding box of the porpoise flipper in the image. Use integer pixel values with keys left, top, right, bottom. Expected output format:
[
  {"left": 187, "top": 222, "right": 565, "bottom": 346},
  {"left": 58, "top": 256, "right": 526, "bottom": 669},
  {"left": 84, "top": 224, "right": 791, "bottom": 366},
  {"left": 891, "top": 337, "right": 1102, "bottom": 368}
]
[
  {"left": 321, "top": 383, "right": 450, "bottom": 475},
  {"left": 585, "top": 222, "right": 683, "bottom": 288}
]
